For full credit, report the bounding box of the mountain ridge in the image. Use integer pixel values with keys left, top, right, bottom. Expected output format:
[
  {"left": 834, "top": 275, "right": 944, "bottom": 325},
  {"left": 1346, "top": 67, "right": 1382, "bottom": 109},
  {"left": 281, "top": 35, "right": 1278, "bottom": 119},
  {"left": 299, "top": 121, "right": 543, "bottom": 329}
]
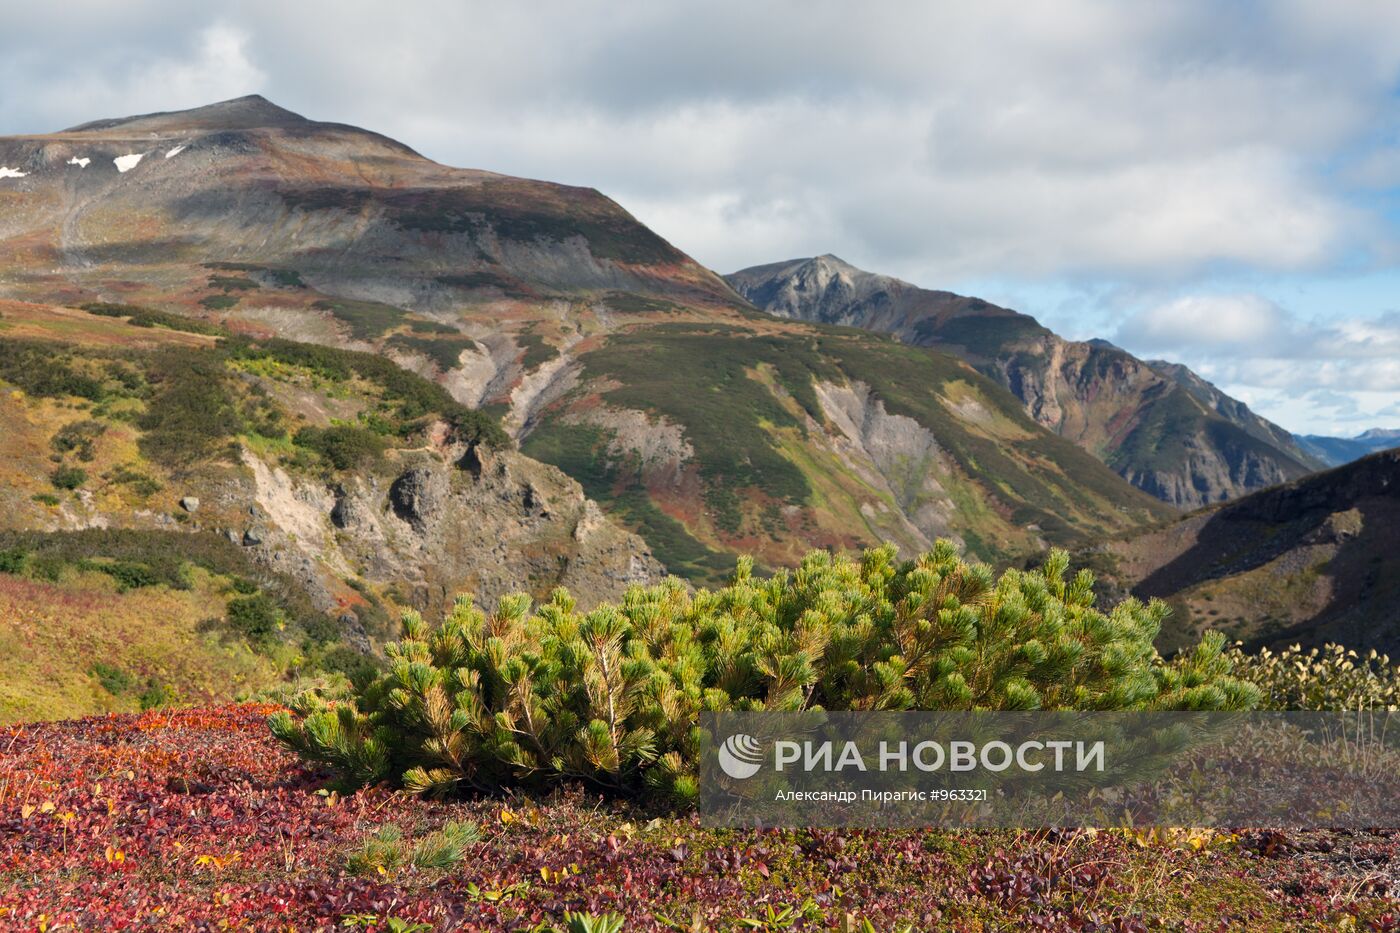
[
  {"left": 1297, "top": 428, "right": 1400, "bottom": 467},
  {"left": 727, "top": 255, "right": 1324, "bottom": 508},
  {"left": 63, "top": 94, "right": 313, "bottom": 133}
]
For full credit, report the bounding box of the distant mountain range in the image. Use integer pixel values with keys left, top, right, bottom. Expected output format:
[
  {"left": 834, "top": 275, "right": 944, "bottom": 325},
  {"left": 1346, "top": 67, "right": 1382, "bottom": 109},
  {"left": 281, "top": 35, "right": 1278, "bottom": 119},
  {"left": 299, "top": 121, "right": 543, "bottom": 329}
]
[
  {"left": 1296, "top": 428, "right": 1400, "bottom": 467},
  {"left": 727, "top": 255, "right": 1325, "bottom": 509}
]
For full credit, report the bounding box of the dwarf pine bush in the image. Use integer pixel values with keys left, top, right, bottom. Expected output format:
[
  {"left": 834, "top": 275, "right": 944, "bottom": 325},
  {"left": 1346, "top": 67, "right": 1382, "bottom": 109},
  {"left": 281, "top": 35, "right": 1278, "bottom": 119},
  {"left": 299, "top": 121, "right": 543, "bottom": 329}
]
[{"left": 270, "top": 543, "right": 1257, "bottom": 803}]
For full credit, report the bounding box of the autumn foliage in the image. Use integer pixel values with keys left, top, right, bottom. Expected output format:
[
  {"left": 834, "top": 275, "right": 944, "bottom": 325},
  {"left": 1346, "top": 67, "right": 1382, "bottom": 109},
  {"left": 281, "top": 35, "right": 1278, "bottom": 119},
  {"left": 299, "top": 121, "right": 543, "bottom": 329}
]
[{"left": 3, "top": 704, "right": 1399, "bottom": 930}]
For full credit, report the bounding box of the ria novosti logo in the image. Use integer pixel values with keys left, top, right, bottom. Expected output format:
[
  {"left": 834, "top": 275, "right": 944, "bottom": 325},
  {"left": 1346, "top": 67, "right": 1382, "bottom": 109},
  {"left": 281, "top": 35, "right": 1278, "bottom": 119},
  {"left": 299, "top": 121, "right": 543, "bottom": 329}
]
[
  {"left": 715, "top": 732, "right": 1110, "bottom": 780},
  {"left": 717, "top": 733, "right": 765, "bottom": 779}
]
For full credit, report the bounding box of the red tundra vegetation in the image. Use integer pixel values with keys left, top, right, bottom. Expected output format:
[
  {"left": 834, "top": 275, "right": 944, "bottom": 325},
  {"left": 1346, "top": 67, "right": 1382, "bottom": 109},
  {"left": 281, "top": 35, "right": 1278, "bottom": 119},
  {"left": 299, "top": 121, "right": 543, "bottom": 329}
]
[{"left": 0, "top": 705, "right": 1396, "bottom": 931}]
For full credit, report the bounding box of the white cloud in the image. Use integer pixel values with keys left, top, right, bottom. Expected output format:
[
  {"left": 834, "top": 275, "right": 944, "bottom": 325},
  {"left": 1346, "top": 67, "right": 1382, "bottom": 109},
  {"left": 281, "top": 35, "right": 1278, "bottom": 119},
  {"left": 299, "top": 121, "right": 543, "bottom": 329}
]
[
  {"left": 1117, "top": 295, "right": 1294, "bottom": 351},
  {"left": 4, "top": 2, "right": 1400, "bottom": 280},
  {"left": 0, "top": 22, "right": 263, "bottom": 129},
  {"left": 1118, "top": 297, "right": 1400, "bottom": 434}
]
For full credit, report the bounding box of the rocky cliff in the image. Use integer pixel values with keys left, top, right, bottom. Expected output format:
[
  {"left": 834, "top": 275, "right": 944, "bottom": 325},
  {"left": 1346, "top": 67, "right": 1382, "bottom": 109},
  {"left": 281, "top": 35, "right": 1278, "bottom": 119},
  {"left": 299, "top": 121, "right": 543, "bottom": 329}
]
[{"left": 0, "top": 300, "right": 661, "bottom": 629}]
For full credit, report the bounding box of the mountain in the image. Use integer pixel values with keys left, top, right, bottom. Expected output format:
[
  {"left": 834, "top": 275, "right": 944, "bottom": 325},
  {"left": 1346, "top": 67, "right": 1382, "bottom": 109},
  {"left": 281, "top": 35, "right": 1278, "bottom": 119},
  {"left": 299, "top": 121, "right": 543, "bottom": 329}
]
[
  {"left": 1296, "top": 428, "right": 1400, "bottom": 467},
  {"left": 1089, "top": 449, "right": 1400, "bottom": 656},
  {"left": 726, "top": 255, "right": 1324, "bottom": 509},
  {"left": 0, "top": 96, "right": 1169, "bottom": 610},
  {"left": 0, "top": 95, "right": 726, "bottom": 304}
]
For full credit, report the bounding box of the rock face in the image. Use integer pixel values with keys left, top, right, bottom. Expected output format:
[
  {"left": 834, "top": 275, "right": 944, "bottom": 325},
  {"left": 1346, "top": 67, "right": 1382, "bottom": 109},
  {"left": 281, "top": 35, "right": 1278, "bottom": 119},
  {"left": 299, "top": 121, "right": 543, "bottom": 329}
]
[
  {"left": 728, "top": 256, "right": 1324, "bottom": 509},
  {"left": 1097, "top": 450, "right": 1400, "bottom": 655},
  {"left": 231, "top": 443, "right": 663, "bottom": 619},
  {"left": 812, "top": 380, "right": 958, "bottom": 547}
]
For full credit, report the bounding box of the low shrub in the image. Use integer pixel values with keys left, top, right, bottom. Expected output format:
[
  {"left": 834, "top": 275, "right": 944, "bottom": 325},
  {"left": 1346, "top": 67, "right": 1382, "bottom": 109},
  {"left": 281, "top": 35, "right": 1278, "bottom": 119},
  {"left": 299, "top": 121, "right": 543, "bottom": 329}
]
[
  {"left": 51, "top": 466, "right": 88, "bottom": 490},
  {"left": 137, "top": 349, "right": 243, "bottom": 466},
  {"left": 0, "top": 340, "right": 107, "bottom": 400},
  {"left": 0, "top": 547, "right": 27, "bottom": 574},
  {"left": 51, "top": 420, "right": 107, "bottom": 461},
  {"left": 110, "top": 466, "right": 161, "bottom": 497},
  {"left": 79, "top": 302, "right": 226, "bottom": 336},
  {"left": 83, "top": 559, "right": 167, "bottom": 592},
  {"left": 312, "top": 644, "right": 381, "bottom": 690},
  {"left": 208, "top": 275, "right": 260, "bottom": 292},
  {"left": 344, "top": 820, "right": 481, "bottom": 877},
  {"left": 138, "top": 680, "right": 179, "bottom": 710},
  {"left": 227, "top": 594, "right": 281, "bottom": 642},
  {"left": 560, "top": 913, "right": 626, "bottom": 933},
  {"left": 225, "top": 337, "right": 509, "bottom": 449},
  {"left": 386, "top": 333, "right": 476, "bottom": 372},
  {"left": 1227, "top": 642, "right": 1400, "bottom": 710},
  {"left": 90, "top": 662, "right": 135, "bottom": 695},
  {"left": 200, "top": 295, "right": 240, "bottom": 311},
  {"left": 294, "top": 425, "right": 386, "bottom": 471},
  {"left": 271, "top": 543, "right": 1256, "bottom": 803},
  {"left": 312, "top": 298, "right": 403, "bottom": 340},
  {"left": 28, "top": 554, "right": 66, "bottom": 582}
]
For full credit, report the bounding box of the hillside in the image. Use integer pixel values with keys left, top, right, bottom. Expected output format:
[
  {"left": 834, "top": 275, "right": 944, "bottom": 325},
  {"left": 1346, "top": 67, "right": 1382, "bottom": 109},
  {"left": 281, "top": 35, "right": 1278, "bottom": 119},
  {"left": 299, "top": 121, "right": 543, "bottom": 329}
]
[
  {"left": 727, "top": 255, "right": 1324, "bottom": 509},
  {"left": 1092, "top": 449, "right": 1400, "bottom": 655},
  {"left": 0, "top": 566, "right": 282, "bottom": 723},
  {"left": 0, "top": 299, "right": 660, "bottom": 648},
  {"left": 0, "top": 97, "right": 1171, "bottom": 589},
  {"left": 0, "top": 296, "right": 664, "bottom": 720}
]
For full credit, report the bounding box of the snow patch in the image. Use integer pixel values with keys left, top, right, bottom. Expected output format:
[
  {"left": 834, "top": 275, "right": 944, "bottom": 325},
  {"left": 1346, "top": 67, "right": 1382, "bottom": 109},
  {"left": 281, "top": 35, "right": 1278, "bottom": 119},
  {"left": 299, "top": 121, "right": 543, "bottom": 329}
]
[
  {"left": 164, "top": 145, "right": 186, "bottom": 159},
  {"left": 0, "top": 166, "right": 28, "bottom": 179},
  {"left": 113, "top": 153, "right": 145, "bottom": 173},
  {"left": 67, "top": 157, "right": 90, "bottom": 168}
]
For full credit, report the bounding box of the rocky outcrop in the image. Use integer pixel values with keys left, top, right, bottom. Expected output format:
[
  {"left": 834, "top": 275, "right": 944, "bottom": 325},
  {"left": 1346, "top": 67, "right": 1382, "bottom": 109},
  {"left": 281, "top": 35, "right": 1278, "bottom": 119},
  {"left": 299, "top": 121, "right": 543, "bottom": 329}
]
[
  {"left": 1118, "top": 448, "right": 1298, "bottom": 509},
  {"left": 235, "top": 443, "right": 664, "bottom": 619},
  {"left": 387, "top": 467, "right": 449, "bottom": 531},
  {"left": 813, "top": 380, "right": 959, "bottom": 547}
]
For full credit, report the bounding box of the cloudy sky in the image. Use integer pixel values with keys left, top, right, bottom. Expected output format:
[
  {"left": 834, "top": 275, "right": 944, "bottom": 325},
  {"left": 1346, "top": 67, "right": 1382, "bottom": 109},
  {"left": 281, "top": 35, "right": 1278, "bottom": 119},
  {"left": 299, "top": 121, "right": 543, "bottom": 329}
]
[{"left": 4, "top": 1, "right": 1400, "bottom": 435}]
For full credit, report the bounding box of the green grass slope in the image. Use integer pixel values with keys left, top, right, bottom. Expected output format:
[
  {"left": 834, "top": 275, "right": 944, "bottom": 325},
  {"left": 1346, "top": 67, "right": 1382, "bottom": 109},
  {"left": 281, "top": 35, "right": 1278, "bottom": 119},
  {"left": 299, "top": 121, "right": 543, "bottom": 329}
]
[{"left": 525, "top": 323, "right": 1168, "bottom": 583}]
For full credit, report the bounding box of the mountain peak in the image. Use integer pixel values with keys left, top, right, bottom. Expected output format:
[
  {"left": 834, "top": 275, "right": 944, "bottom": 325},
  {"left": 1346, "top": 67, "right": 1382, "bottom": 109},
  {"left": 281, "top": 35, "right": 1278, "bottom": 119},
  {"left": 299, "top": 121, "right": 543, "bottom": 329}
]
[
  {"left": 726, "top": 256, "right": 1319, "bottom": 508},
  {"left": 63, "top": 95, "right": 310, "bottom": 135},
  {"left": 803, "top": 254, "right": 876, "bottom": 278}
]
